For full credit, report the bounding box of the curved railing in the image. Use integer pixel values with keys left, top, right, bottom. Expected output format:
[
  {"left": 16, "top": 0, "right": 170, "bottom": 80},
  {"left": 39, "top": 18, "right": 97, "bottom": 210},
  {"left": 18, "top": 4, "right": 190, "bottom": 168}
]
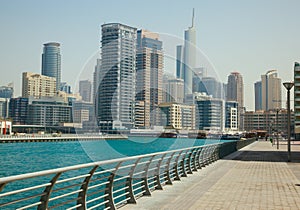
[{"left": 0, "top": 139, "right": 255, "bottom": 209}]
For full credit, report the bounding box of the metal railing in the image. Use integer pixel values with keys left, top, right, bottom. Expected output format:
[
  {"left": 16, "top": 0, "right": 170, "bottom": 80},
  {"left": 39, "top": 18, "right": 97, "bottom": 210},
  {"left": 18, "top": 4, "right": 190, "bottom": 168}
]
[{"left": 0, "top": 139, "right": 255, "bottom": 209}]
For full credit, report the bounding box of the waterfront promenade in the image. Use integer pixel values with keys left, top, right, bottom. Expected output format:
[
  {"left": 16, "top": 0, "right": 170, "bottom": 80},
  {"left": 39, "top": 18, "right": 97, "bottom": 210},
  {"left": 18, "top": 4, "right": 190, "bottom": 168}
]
[{"left": 122, "top": 140, "right": 300, "bottom": 209}]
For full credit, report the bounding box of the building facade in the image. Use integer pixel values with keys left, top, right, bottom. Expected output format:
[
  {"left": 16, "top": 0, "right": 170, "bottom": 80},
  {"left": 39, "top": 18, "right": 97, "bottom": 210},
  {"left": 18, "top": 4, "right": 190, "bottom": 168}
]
[
  {"left": 9, "top": 97, "right": 29, "bottom": 125},
  {"left": 41, "top": 42, "right": 61, "bottom": 91},
  {"left": 97, "top": 23, "right": 137, "bottom": 133},
  {"left": 225, "top": 101, "right": 238, "bottom": 131},
  {"left": 22, "top": 72, "right": 56, "bottom": 99},
  {"left": 0, "top": 85, "right": 13, "bottom": 98},
  {"left": 79, "top": 80, "right": 92, "bottom": 102},
  {"left": 0, "top": 98, "right": 9, "bottom": 118},
  {"left": 254, "top": 81, "right": 262, "bottom": 111},
  {"left": 136, "top": 29, "right": 163, "bottom": 128},
  {"left": 243, "top": 110, "right": 294, "bottom": 136},
  {"left": 294, "top": 62, "right": 300, "bottom": 136},
  {"left": 200, "top": 77, "right": 223, "bottom": 99},
  {"left": 164, "top": 78, "right": 184, "bottom": 104},
  {"left": 159, "top": 102, "right": 195, "bottom": 130}
]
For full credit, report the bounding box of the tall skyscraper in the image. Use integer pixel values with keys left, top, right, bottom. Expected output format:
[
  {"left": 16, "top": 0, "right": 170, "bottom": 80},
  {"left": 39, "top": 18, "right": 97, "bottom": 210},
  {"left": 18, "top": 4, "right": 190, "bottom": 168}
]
[
  {"left": 22, "top": 72, "right": 56, "bottom": 99},
  {"left": 200, "top": 77, "right": 223, "bottom": 99},
  {"left": 254, "top": 81, "right": 262, "bottom": 111},
  {"left": 183, "top": 9, "right": 196, "bottom": 97},
  {"left": 0, "top": 84, "right": 13, "bottom": 98},
  {"left": 136, "top": 29, "right": 163, "bottom": 128},
  {"left": 294, "top": 62, "right": 300, "bottom": 137},
  {"left": 227, "top": 72, "right": 244, "bottom": 108},
  {"left": 41, "top": 42, "right": 61, "bottom": 91},
  {"left": 164, "top": 78, "right": 184, "bottom": 103},
  {"left": 97, "top": 23, "right": 137, "bottom": 132},
  {"left": 79, "top": 80, "right": 92, "bottom": 102},
  {"left": 261, "top": 70, "right": 281, "bottom": 110},
  {"left": 176, "top": 45, "right": 184, "bottom": 79}
]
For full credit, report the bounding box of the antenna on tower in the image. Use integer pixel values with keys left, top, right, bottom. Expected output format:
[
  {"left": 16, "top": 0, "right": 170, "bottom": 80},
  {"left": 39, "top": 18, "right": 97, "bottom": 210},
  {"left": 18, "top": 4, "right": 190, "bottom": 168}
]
[{"left": 192, "top": 8, "right": 195, "bottom": 27}]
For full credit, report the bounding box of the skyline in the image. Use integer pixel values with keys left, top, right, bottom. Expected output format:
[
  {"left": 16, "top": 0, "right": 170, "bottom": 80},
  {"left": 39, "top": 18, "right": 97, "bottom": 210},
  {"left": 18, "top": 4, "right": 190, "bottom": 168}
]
[{"left": 0, "top": 0, "right": 299, "bottom": 110}]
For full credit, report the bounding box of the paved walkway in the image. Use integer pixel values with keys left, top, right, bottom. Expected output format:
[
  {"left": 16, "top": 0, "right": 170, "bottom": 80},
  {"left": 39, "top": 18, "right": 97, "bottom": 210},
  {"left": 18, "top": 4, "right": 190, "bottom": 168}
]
[{"left": 122, "top": 140, "right": 300, "bottom": 210}]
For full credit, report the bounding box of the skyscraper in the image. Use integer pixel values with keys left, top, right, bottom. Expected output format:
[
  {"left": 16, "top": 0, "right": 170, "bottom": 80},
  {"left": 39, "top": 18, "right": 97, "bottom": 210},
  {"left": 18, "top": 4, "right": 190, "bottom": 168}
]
[
  {"left": 227, "top": 72, "right": 244, "bottom": 108},
  {"left": 136, "top": 29, "right": 163, "bottom": 128},
  {"left": 261, "top": 70, "right": 281, "bottom": 110},
  {"left": 294, "top": 62, "right": 300, "bottom": 137},
  {"left": 41, "top": 42, "right": 61, "bottom": 91},
  {"left": 79, "top": 80, "right": 92, "bottom": 102},
  {"left": 254, "top": 81, "right": 262, "bottom": 111},
  {"left": 176, "top": 45, "right": 184, "bottom": 79},
  {"left": 97, "top": 23, "right": 137, "bottom": 133},
  {"left": 183, "top": 9, "right": 196, "bottom": 97}
]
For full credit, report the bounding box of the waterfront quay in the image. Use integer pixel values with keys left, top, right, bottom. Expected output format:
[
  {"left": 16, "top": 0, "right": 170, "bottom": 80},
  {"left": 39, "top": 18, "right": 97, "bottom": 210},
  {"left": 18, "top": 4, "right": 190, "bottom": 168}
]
[
  {"left": 0, "top": 133, "right": 127, "bottom": 143},
  {"left": 122, "top": 140, "right": 300, "bottom": 210}
]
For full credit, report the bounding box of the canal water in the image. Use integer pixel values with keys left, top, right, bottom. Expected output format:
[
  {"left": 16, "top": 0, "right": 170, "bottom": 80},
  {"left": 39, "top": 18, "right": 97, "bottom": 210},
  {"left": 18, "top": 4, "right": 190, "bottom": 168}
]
[{"left": 0, "top": 137, "right": 227, "bottom": 177}]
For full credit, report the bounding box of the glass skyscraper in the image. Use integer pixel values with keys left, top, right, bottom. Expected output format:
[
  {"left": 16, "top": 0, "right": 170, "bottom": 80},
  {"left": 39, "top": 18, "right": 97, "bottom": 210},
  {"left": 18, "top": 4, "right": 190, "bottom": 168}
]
[
  {"left": 41, "top": 42, "right": 61, "bottom": 91},
  {"left": 97, "top": 23, "right": 137, "bottom": 133}
]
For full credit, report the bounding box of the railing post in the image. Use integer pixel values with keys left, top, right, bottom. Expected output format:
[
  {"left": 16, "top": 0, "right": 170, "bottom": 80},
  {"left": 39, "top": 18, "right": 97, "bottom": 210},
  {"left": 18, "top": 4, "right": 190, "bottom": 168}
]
[
  {"left": 200, "top": 147, "right": 207, "bottom": 167},
  {"left": 192, "top": 148, "right": 199, "bottom": 172},
  {"left": 105, "top": 162, "right": 122, "bottom": 210},
  {"left": 180, "top": 150, "right": 189, "bottom": 177},
  {"left": 142, "top": 156, "right": 155, "bottom": 196},
  {"left": 77, "top": 165, "right": 99, "bottom": 209},
  {"left": 154, "top": 154, "right": 166, "bottom": 190},
  {"left": 126, "top": 158, "right": 141, "bottom": 204},
  {"left": 173, "top": 151, "right": 183, "bottom": 181},
  {"left": 186, "top": 150, "right": 194, "bottom": 174},
  {"left": 38, "top": 172, "right": 62, "bottom": 210},
  {"left": 0, "top": 183, "right": 6, "bottom": 192},
  {"left": 164, "top": 152, "right": 176, "bottom": 185},
  {"left": 195, "top": 148, "right": 203, "bottom": 169}
]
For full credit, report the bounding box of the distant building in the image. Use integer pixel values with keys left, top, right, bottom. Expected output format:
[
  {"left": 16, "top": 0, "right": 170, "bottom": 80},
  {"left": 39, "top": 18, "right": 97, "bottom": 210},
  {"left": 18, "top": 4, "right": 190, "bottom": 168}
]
[
  {"left": 60, "top": 82, "right": 72, "bottom": 94},
  {"left": 200, "top": 77, "right": 223, "bottom": 99},
  {"left": 72, "top": 101, "right": 94, "bottom": 124},
  {"left": 9, "top": 97, "right": 29, "bottom": 125},
  {"left": 192, "top": 93, "right": 225, "bottom": 131},
  {"left": 159, "top": 102, "right": 195, "bottom": 130},
  {"left": 136, "top": 29, "right": 163, "bottom": 128},
  {"left": 261, "top": 70, "right": 282, "bottom": 111},
  {"left": 22, "top": 72, "right": 56, "bottom": 99},
  {"left": 294, "top": 62, "right": 300, "bottom": 137},
  {"left": 0, "top": 85, "right": 13, "bottom": 98},
  {"left": 79, "top": 80, "right": 92, "bottom": 102},
  {"left": 243, "top": 109, "right": 294, "bottom": 136},
  {"left": 41, "top": 42, "right": 61, "bottom": 91},
  {"left": 97, "top": 23, "right": 137, "bottom": 133},
  {"left": 0, "top": 98, "right": 9, "bottom": 118},
  {"left": 176, "top": 45, "right": 184, "bottom": 79},
  {"left": 254, "top": 81, "right": 262, "bottom": 111},
  {"left": 164, "top": 78, "right": 184, "bottom": 104},
  {"left": 134, "top": 101, "right": 146, "bottom": 128},
  {"left": 27, "top": 97, "right": 72, "bottom": 126},
  {"left": 225, "top": 101, "right": 238, "bottom": 131}
]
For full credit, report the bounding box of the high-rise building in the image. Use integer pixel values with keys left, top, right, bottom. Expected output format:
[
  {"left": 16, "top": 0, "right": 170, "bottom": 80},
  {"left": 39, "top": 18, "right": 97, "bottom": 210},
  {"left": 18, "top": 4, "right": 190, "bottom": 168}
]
[
  {"left": 22, "top": 72, "right": 57, "bottom": 99},
  {"left": 0, "top": 85, "right": 13, "bottom": 98},
  {"left": 41, "top": 42, "right": 61, "bottom": 91},
  {"left": 183, "top": 9, "right": 196, "bottom": 97},
  {"left": 79, "top": 80, "right": 92, "bottom": 102},
  {"left": 136, "top": 29, "right": 163, "bottom": 128},
  {"left": 261, "top": 70, "right": 281, "bottom": 111},
  {"left": 97, "top": 23, "right": 137, "bottom": 133},
  {"left": 0, "top": 98, "right": 9, "bottom": 118},
  {"left": 294, "top": 62, "right": 300, "bottom": 136},
  {"left": 9, "top": 97, "right": 29, "bottom": 125},
  {"left": 164, "top": 78, "right": 184, "bottom": 103},
  {"left": 60, "top": 82, "right": 72, "bottom": 94},
  {"left": 225, "top": 101, "right": 238, "bottom": 131},
  {"left": 176, "top": 45, "right": 184, "bottom": 79},
  {"left": 227, "top": 72, "right": 244, "bottom": 108},
  {"left": 200, "top": 77, "right": 223, "bottom": 99},
  {"left": 254, "top": 81, "right": 262, "bottom": 111}
]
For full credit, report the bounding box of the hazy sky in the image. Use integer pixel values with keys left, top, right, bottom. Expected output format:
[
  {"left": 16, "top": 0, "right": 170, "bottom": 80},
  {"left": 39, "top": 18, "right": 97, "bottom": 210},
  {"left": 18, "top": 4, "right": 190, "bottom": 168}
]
[{"left": 0, "top": 0, "right": 299, "bottom": 110}]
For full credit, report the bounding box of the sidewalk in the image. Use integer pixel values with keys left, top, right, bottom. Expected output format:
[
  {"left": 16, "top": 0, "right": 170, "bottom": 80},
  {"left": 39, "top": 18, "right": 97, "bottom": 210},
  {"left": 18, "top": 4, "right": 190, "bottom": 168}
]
[{"left": 121, "top": 141, "right": 300, "bottom": 210}]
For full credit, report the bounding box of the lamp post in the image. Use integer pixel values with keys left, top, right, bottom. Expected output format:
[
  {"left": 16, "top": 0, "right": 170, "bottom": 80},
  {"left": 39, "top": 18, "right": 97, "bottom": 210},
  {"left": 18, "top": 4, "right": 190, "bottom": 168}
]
[
  {"left": 283, "top": 82, "right": 294, "bottom": 162},
  {"left": 276, "top": 109, "right": 279, "bottom": 150}
]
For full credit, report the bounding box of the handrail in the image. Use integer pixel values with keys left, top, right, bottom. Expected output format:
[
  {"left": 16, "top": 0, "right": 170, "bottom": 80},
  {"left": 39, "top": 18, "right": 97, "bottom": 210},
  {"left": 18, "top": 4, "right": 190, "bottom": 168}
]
[{"left": 0, "top": 139, "right": 255, "bottom": 209}]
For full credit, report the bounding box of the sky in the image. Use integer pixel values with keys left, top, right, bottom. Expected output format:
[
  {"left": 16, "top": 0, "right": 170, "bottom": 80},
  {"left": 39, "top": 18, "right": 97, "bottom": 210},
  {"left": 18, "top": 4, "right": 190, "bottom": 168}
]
[{"left": 0, "top": 0, "right": 299, "bottom": 110}]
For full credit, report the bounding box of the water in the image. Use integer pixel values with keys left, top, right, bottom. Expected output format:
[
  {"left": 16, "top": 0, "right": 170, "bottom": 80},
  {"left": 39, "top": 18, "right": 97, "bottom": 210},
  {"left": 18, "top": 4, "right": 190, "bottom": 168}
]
[{"left": 0, "top": 137, "right": 226, "bottom": 177}]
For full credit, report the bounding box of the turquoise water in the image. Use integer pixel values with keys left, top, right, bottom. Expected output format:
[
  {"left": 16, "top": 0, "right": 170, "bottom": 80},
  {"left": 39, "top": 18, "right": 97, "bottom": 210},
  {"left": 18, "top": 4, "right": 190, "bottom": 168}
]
[{"left": 0, "top": 137, "right": 225, "bottom": 177}]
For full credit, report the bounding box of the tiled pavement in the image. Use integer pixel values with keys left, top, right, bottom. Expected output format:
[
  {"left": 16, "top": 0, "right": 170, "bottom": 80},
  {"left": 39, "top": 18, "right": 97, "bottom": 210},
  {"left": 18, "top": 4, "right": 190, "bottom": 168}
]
[{"left": 121, "top": 140, "right": 300, "bottom": 210}]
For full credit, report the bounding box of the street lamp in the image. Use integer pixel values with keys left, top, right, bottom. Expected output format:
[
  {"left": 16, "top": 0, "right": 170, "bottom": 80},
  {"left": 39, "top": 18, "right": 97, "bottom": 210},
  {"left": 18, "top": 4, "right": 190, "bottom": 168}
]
[{"left": 283, "top": 82, "right": 294, "bottom": 162}]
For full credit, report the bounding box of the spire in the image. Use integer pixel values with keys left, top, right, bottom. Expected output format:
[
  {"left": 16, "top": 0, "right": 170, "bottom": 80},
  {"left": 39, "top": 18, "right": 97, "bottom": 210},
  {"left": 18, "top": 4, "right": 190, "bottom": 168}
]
[{"left": 191, "top": 8, "right": 195, "bottom": 28}]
